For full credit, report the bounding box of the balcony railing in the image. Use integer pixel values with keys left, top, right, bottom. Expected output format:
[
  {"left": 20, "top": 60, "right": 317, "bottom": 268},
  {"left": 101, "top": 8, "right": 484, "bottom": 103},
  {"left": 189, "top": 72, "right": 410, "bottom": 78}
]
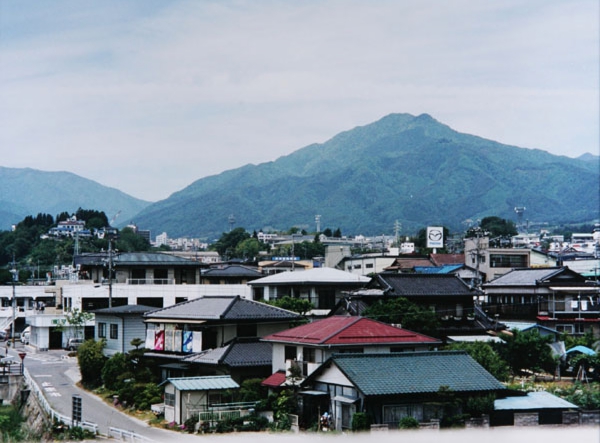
[{"left": 125, "top": 278, "right": 174, "bottom": 285}]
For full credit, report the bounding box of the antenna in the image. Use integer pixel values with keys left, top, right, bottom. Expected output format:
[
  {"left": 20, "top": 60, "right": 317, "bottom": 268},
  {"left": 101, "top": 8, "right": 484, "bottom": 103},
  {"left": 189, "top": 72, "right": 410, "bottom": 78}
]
[
  {"left": 228, "top": 214, "right": 235, "bottom": 232},
  {"left": 315, "top": 215, "right": 321, "bottom": 233},
  {"left": 394, "top": 220, "right": 402, "bottom": 246}
]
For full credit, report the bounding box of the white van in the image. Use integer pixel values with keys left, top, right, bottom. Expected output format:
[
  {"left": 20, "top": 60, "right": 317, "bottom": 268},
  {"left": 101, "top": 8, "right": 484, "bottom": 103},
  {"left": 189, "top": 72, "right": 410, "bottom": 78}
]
[{"left": 20, "top": 326, "right": 30, "bottom": 344}]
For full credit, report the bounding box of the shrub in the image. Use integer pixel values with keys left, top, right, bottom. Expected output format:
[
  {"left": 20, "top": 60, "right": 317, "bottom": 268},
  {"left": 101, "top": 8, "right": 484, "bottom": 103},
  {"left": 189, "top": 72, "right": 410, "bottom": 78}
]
[
  {"left": 399, "top": 416, "right": 419, "bottom": 429},
  {"left": 351, "top": 412, "right": 371, "bottom": 431}
]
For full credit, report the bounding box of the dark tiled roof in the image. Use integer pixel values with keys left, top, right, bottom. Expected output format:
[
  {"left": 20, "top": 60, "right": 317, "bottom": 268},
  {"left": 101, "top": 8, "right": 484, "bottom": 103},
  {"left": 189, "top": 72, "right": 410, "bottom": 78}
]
[
  {"left": 75, "top": 252, "right": 203, "bottom": 267},
  {"left": 482, "top": 267, "right": 585, "bottom": 287},
  {"left": 263, "top": 316, "right": 440, "bottom": 346},
  {"left": 143, "top": 296, "right": 301, "bottom": 321},
  {"left": 92, "top": 304, "right": 156, "bottom": 315},
  {"left": 322, "top": 351, "right": 506, "bottom": 396},
  {"left": 376, "top": 274, "right": 475, "bottom": 297},
  {"left": 183, "top": 339, "right": 272, "bottom": 367},
  {"left": 202, "top": 265, "right": 263, "bottom": 278}
]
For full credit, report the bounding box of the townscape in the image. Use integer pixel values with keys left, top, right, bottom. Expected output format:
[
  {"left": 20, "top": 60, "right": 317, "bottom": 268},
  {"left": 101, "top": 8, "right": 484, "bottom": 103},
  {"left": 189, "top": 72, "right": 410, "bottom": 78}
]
[{"left": 0, "top": 212, "right": 599, "bottom": 441}]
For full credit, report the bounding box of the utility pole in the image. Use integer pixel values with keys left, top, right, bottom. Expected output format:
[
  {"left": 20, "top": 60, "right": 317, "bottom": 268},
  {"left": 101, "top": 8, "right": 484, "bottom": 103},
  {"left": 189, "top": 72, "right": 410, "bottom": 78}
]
[
  {"left": 10, "top": 255, "right": 17, "bottom": 347},
  {"left": 108, "top": 239, "right": 114, "bottom": 309}
]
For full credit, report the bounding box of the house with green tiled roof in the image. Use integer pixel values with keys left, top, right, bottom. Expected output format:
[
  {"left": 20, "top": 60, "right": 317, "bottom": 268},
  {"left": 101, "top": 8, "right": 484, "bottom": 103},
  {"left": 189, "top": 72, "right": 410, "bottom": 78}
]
[{"left": 299, "top": 351, "right": 507, "bottom": 431}]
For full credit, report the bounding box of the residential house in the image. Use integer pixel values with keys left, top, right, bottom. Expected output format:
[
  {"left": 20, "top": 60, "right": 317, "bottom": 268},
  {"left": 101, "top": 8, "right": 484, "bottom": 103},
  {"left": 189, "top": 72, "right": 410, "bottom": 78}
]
[
  {"left": 259, "top": 260, "right": 311, "bottom": 275},
  {"left": 142, "top": 296, "right": 302, "bottom": 379},
  {"left": 298, "top": 351, "right": 507, "bottom": 431},
  {"left": 481, "top": 267, "right": 598, "bottom": 336},
  {"left": 382, "top": 255, "right": 435, "bottom": 273},
  {"left": 200, "top": 264, "right": 264, "bottom": 285},
  {"left": 346, "top": 273, "right": 487, "bottom": 337},
  {"left": 464, "top": 237, "right": 531, "bottom": 283},
  {"left": 178, "top": 337, "right": 273, "bottom": 383},
  {"left": 92, "top": 304, "right": 155, "bottom": 357},
  {"left": 160, "top": 375, "right": 240, "bottom": 425},
  {"left": 338, "top": 254, "right": 399, "bottom": 276},
  {"left": 262, "top": 316, "right": 442, "bottom": 383},
  {"left": 75, "top": 251, "right": 207, "bottom": 289},
  {"left": 248, "top": 267, "right": 370, "bottom": 311}
]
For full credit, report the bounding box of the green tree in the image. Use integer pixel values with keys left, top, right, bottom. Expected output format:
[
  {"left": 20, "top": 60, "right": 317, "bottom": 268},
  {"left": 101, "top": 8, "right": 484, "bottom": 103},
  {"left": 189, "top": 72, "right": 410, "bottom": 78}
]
[
  {"left": 265, "top": 296, "right": 313, "bottom": 316},
  {"left": 362, "top": 297, "right": 440, "bottom": 337},
  {"left": 447, "top": 341, "right": 510, "bottom": 381},
  {"left": 115, "top": 227, "right": 151, "bottom": 252},
  {"left": 495, "top": 329, "right": 555, "bottom": 376},
  {"left": 77, "top": 339, "right": 107, "bottom": 389},
  {"left": 234, "top": 237, "right": 262, "bottom": 261},
  {"left": 211, "top": 227, "right": 251, "bottom": 257},
  {"left": 102, "top": 352, "right": 131, "bottom": 391},
  {"left": 61, "top": 308, "right": 94, "bottom": 341}
]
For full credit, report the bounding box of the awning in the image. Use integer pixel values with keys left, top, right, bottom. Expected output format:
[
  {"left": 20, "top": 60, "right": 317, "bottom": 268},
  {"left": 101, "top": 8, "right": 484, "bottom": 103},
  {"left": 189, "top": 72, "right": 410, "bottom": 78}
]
[
  {"left": 333, "top": 395, "right": 358, "bottom": 404},
  {"left": 300, "top": 390, "right": 328, "bottom": 396}
]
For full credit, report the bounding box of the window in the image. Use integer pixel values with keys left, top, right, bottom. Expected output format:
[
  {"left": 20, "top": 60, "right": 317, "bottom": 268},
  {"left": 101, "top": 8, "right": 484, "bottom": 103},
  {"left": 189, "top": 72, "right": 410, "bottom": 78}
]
[
  {"left": 489, "top": 254, "right": 528, "bottom": 268},
  {"left": 285, "top": 346, "right": 297, "bottom": 361},
  {"left": 110, "top": 324, "right": 118, "bottom": 340},
  {"left": 98, "top": 322, "right": 106, "bottom": 338},
  {"left": 164, "top": 392, "right": 175, "bottom": 407},
  {"left": 303, "top": 347, "right": 316, "bottom": 363},
  {"left": 366, "top": 263, "right": 374, "bottom": 269},
  {"left": 354, "top": 264, "right": 362, "bottom": 269}
]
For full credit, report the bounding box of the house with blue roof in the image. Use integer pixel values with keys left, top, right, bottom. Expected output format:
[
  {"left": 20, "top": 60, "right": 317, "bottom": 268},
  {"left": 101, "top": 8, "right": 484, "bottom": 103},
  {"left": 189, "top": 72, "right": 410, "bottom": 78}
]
[{"left": 159, "top": 375, "right": 240, "bottom": 425}]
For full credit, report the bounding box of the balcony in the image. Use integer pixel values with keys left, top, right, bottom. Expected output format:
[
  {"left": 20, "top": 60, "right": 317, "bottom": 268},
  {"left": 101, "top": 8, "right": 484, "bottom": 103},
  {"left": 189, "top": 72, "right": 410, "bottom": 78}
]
[{"left": 125, "top": 278, "right": 174, "bottom": 285}]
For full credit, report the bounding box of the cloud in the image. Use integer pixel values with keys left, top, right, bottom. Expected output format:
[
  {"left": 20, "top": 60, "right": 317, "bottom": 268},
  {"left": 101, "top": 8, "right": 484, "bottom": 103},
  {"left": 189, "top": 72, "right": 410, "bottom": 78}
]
[{"left": 0, "top": 0, "right": 598, "bottom": 201}]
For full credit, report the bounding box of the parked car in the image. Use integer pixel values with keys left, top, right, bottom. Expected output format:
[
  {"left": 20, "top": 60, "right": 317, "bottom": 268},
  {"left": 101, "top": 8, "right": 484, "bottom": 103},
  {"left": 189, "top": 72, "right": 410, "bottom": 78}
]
[
  {"left": 20, "top": 327, "right": 30, "bottom": 345},
  {"left": 65, "top": 338, "right": 84, "bottom": 351}
]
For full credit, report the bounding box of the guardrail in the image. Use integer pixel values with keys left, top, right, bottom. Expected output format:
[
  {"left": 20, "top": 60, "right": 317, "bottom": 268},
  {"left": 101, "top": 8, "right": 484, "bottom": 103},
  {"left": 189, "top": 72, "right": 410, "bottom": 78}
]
[
  {"left": 109, "top": 427, "right": 155, "bottom": 442},
  {"left": 23, "top": 368, "right": 154, "bottom": 441},
  {"left": 23, "top": 368, "right": 98, "bottom": 434}
]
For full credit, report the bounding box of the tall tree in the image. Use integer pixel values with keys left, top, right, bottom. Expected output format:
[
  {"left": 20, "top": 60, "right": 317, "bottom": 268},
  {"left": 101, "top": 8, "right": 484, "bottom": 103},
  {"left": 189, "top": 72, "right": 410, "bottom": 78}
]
[{"left": 362, "top": 297, "right": 440, "bottom": 338}]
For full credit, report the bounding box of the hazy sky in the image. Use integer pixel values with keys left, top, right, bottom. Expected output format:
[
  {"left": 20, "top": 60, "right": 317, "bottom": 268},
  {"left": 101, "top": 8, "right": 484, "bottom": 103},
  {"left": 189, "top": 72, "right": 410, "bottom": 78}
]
[{"left": 1, "top": 1, "right": 598, "bottom": 202}]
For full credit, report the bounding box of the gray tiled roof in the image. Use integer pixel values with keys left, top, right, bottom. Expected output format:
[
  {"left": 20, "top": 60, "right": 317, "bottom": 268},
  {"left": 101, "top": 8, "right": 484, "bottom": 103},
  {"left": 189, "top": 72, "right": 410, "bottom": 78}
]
[
  {"left": 482, "top": 267, "right": 584, "bottom": 287},
  {"left": 75, "top": 251, "right": 204, "bottom": 267},
  {"left": 202, "top": 265, "right": 263, "bottom": 278},
  {"left": 324, "top": 351, "right": 506, "bottom": 396},
  {"left": 143, "top": 296, "right": 301, "bottom": 321},
  {"left": 183, "top": 340, "right": 272, "bottom": 367},
  {"left": 92, "top": 304, "right": 156, "bottom": 315},
  {"left": 375, "top": 274, "right": 475, "bottom": 297}
]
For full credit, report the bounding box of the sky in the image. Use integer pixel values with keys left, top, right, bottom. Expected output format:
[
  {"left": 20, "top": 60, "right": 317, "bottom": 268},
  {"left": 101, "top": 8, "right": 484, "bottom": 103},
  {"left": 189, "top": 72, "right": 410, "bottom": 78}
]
[{"left": 1, "top": 1, "right": 598, "bottom": 203}]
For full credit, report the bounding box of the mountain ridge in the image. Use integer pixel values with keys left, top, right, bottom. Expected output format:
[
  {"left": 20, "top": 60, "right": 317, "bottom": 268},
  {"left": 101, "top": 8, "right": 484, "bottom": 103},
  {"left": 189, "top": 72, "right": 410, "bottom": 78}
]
[
  {"left": 0, "top": 167, "right": 151, "bottom": 230},
  {"left": 131, "top": 113, "right": 599, "bottom": 239}
]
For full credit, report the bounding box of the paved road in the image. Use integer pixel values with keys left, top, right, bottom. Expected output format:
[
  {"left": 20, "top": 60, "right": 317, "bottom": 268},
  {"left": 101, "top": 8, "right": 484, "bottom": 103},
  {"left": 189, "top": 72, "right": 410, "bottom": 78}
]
[{"left": 9, "top": 342, "right": 193, "bottom": 442}]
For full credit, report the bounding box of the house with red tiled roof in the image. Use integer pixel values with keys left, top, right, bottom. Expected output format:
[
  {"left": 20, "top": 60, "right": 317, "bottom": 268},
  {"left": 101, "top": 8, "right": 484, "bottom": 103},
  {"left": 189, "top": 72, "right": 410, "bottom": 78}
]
[{"left": 261, "top": 316, "right": 441, "bottom": 385}]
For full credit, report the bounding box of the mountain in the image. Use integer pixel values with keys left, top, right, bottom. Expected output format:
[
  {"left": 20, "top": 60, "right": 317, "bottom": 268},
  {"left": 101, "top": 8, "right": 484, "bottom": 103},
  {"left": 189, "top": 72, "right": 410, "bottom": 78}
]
[
  {"left": 0, "top": 167, "right": 151, "bottom": 230},
  {"left": 131, "top": 113, "right": 600, "bottom": 240}
]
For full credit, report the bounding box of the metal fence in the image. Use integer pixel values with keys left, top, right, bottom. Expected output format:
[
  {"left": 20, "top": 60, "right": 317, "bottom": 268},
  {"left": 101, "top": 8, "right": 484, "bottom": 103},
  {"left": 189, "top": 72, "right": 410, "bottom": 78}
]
[
  {"left": 23, "top": 368, "right": 98, "bottom": 434},
  {"left": 23, "top": 368, "right": 154, "bottom": 441}
]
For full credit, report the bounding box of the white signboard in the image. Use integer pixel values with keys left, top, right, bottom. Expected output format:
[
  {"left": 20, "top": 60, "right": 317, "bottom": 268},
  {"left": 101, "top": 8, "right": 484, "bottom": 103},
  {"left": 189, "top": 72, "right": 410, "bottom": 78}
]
[{"left": 426, "top": 227, "right": 444, "bottom": 248}]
